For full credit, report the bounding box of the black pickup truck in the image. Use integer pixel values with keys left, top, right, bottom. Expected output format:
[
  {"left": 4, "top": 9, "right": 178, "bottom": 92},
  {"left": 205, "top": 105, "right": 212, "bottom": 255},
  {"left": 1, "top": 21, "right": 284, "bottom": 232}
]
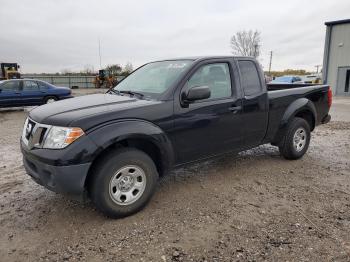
[{"left": 21, "top": 56, "right": 332, "bottom": 218}]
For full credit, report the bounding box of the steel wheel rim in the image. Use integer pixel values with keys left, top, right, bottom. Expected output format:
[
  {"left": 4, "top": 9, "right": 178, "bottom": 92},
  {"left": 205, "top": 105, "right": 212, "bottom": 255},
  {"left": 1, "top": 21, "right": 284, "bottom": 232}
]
[
  {"left": 293, "top": 127, "right": 307, "bottom": 152},
  {"left": 109, "top": 165, "right": 146, "bottom": 206}
]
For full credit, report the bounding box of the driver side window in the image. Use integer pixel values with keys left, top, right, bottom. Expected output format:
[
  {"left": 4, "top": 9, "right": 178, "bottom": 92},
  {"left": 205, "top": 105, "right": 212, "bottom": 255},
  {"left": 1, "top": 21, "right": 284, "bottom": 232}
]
[{"left": 187, "top": 63, "right": 232, "bottom": 100}]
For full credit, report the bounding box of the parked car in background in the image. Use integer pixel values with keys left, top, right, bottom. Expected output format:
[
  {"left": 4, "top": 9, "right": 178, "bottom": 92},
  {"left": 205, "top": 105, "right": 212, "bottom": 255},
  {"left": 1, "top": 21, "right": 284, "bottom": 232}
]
[
  {"left": 0, "top": 79, "right": 72, "bottom": 107},
  {"left": 270, "top": 75, "right": 303, "bottom": 84},
  {"left": 302, "top": 74, "right": 322, "bottom": 84}
]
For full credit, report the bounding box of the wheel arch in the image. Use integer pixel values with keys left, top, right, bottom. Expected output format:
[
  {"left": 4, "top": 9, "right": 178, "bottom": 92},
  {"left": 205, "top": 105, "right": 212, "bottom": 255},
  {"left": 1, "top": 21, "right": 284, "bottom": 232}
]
[
  {"left": 272, "top": 98, "right": 316, "bottom": 145},
  {"left": 84, "top": 120, "right": 175, "bottom": 189}
]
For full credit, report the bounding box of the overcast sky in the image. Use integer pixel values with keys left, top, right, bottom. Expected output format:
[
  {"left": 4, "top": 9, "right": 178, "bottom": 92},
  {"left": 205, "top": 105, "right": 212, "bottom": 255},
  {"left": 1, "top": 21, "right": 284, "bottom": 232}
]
[{"left": 1, "top": 0, "right": 349, "bottom": 73}]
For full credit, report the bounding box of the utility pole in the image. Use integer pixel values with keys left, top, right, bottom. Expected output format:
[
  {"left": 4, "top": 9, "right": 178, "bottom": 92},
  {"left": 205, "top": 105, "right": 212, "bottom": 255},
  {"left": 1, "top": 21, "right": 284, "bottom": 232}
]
[
  {"left": 98, "top": 38, "right": 102, "bottom": 69},
  {"left": 268, "top": 51, "right": 273, "bottom": 74},
  {"left": 315, "top": 65, "right": 321, "bottom": 73},
  {"left": 253, "top": 44, "right": 258, "bottom": 58}
]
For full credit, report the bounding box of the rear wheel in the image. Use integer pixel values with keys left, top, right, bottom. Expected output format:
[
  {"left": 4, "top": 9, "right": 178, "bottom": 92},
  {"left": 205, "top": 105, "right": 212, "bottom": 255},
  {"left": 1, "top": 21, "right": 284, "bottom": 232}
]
[
  {"left": 44, "top": 96, "right": 57, "bottom": 104},
  {"left": 279, "top": 117, "right": 311, "bottom": 160},
  {"left": 89, "top": 148, "right": 159, "bottom": 218}
]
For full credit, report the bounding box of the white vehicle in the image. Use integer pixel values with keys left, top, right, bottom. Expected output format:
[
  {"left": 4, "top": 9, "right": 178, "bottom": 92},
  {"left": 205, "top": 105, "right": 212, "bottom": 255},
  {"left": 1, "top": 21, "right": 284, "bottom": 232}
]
[{"left": 303, "top": 74, "right": 322, "bottom": 84}]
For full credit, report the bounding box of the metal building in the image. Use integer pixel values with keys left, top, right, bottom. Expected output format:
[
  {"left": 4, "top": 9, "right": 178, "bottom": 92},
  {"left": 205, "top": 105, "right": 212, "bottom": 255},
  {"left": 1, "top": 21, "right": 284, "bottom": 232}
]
[{"left": 322, "top": 19, "right": 350, "bottom": 96}]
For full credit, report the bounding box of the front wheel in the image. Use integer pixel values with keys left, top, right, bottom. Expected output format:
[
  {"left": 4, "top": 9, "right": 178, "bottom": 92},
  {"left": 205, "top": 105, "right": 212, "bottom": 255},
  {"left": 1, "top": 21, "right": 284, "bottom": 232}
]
[
  {"left": 89, "top": 148, "right": 159, "bottom": 218},
  {"left": 279, "top": 117, "right": 311, "bottom": 160},
  {"left": 44, "top": 96, "right": 58, "bottom": 104}
]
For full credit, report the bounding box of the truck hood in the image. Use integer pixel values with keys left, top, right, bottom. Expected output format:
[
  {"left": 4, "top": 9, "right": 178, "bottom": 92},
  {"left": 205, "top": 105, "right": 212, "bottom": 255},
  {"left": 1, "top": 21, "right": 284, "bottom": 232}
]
[{"left": 29, "top": 93, "right": 161, "bottom": 129}]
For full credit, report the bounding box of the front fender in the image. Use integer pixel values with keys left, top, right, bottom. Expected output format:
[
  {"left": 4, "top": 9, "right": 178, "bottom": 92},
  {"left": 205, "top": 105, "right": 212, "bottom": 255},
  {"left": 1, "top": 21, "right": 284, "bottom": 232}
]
[{"left": 87, "top": 119, "right": 175, "bottom": 172}]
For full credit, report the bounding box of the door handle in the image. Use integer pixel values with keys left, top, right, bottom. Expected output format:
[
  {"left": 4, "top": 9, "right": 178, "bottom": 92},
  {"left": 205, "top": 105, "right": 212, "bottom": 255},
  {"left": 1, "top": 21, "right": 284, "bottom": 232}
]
[{"left": 228, "top": 106, "right": 242, "bottom": 114}]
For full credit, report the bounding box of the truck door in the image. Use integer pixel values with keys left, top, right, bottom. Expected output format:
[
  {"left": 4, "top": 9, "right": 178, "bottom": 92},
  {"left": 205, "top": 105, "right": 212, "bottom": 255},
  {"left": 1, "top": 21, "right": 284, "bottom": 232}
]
[
  {"left": 237, "top": 59, "right": 269, "bottom": 148},
  {"left": 21, "top": 80, "right": 43, "bottom": 105},
  {"left": 0, "top": 80, "right": 21, "bottom": 107},
  {"left": 173, "top": 60, "right": 243, "bottom": 163}
]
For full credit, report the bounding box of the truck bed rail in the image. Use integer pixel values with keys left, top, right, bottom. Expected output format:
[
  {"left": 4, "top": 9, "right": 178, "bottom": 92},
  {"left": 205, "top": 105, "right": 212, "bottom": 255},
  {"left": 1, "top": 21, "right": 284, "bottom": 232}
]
[{"left": 267, "top": 83, "right": 319, "bottom": 91}]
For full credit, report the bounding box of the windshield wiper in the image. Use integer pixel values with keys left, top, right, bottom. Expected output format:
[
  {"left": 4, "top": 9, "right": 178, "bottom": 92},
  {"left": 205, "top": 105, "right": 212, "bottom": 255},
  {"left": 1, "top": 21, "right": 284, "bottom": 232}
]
[
  {"left": 107, "top": 89, "right": 144, "bottom": 98},
  {"left": 118, "top": 90, "right": 144, "bottom": 98},
  {"left": 107, "top": 89, "right": 119, "bottom": 95}
]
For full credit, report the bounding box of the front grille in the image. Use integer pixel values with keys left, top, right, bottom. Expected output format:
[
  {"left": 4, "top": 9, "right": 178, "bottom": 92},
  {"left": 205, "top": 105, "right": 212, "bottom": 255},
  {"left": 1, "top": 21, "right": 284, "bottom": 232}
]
[
  {"left": 31, "top": 127, "right": 48, "bottom": 147},
  {"left": 22, "top": 118, "right": 51, "bottom": 149},
  {"left": 25, "top": 119, "right": 36, "bottom": 140}
]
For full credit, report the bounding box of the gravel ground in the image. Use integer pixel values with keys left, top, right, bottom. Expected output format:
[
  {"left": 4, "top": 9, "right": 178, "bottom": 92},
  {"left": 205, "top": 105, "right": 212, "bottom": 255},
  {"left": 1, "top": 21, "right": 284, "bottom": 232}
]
[{"left": 0, "top": 94, "right": 349, "bottom": 261}]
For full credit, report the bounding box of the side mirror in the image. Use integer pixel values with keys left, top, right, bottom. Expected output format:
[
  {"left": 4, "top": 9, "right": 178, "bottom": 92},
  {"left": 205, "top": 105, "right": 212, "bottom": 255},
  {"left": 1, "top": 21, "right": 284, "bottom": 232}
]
[{"left": 181, "top": 86, "right": 210, "bottom": 106}]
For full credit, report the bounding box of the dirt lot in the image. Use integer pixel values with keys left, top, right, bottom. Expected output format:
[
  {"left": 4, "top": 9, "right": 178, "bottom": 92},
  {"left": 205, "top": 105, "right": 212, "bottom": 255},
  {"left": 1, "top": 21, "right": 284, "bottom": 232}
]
[{"left": 0, "top": 94, "right": 349, "bottom": 262}]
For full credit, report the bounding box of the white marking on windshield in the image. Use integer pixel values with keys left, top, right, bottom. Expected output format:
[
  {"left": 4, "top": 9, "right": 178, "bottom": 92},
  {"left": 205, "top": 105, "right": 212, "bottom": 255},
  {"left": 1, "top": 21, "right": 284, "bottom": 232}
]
[{"left": 167, "top": 63, "right": 187, "bottom": 69}]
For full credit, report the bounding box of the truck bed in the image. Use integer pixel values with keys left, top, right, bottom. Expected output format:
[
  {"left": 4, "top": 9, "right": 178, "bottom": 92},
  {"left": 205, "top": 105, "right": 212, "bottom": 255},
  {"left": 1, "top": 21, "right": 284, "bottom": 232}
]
[{"left": 265, "top": 84, "right": 330, "bottom": 143}]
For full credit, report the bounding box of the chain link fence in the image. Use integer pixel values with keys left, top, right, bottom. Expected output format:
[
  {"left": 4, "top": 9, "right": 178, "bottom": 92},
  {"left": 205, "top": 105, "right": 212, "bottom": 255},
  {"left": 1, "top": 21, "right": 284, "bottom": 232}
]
[{"left": 22, "top": 75, "right": 125, "bottom": 88}]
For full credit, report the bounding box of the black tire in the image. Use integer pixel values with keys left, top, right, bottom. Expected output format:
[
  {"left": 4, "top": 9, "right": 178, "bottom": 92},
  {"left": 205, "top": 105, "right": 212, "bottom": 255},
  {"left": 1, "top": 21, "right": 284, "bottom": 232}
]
[
  {"left": 44, "top": 96, "right": 58, "bottom": 104},
  {"left": 279, "top": 117, "right": 311, "bottom": 160},
  {"left": 89, "top": 148, "right": 159, "bottom": 218}
]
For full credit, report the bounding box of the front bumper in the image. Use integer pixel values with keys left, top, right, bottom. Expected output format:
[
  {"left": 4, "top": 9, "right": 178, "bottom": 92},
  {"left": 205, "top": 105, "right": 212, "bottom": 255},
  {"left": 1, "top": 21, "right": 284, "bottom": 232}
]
[{"left": 21, "top": 141, "right": 91, "bottom": 198}]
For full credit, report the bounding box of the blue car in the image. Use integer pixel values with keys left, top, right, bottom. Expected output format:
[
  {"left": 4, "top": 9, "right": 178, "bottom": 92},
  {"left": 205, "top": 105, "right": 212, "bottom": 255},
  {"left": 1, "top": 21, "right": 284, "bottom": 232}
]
[
  {"left": 270, "top": 75, "right": 303, "bottom": 84},
  {"left": 0, "top": 79, "right": 72, "bottom": 107}
]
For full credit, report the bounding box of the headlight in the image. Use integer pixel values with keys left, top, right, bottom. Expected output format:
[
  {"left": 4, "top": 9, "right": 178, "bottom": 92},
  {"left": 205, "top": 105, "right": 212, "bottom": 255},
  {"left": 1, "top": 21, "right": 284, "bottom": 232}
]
[{"left": 43, "top": 126, "right": 84, "bottom": 149}]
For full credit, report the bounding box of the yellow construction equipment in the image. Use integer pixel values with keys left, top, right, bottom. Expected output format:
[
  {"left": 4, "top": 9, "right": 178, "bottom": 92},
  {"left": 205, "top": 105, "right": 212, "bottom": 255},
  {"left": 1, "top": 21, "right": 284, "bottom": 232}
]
[
  {"left": 93, "top": 69, "right": 118, "bottom": 88},
  {"left": 0, "top": 62, "right": 21, "bottom": 80}
]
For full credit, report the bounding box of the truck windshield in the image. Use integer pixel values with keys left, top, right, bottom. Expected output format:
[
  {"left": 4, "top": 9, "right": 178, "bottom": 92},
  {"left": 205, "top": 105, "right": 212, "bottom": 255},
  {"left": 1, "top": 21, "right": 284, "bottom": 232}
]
[{"left": 114, "top": 60, "right": 193, "bottom": 98}]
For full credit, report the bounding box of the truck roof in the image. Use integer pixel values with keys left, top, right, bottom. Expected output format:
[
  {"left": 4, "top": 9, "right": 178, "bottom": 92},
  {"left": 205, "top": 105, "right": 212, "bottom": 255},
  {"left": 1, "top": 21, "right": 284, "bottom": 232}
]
[{"left": 153, "top": 55, "right": 256, "bottom": 62}]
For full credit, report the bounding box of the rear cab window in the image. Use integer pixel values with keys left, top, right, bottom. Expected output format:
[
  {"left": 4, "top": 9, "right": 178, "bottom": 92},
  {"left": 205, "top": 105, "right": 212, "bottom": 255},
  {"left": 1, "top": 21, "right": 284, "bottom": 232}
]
[{"left": 238, "top": 60, "right": 262, "bottom": 96}]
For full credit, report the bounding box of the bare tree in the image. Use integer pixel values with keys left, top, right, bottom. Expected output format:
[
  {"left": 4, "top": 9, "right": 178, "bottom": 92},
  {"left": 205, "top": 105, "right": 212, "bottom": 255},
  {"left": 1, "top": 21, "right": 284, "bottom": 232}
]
[
  {"left": 123, "top": 62, "right": 133, "bottom": 74},
  {"left": 106, "top": 64, "right": 122, "bottom": 75},
  {"left": 230, "top": 30, "right": 261, "bottom": 58},
  {"left": 82, "top": 64, "right": 95, "bottom": 75},
  {"left": 60, "top": 68, "right": 72, "bottom": 75}
]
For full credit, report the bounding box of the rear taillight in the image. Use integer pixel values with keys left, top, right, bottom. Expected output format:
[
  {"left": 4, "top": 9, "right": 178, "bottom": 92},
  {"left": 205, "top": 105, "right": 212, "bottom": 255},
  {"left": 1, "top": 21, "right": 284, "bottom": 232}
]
[{"left": 327, "top": 87, "right": 332, "bottom": 108}]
